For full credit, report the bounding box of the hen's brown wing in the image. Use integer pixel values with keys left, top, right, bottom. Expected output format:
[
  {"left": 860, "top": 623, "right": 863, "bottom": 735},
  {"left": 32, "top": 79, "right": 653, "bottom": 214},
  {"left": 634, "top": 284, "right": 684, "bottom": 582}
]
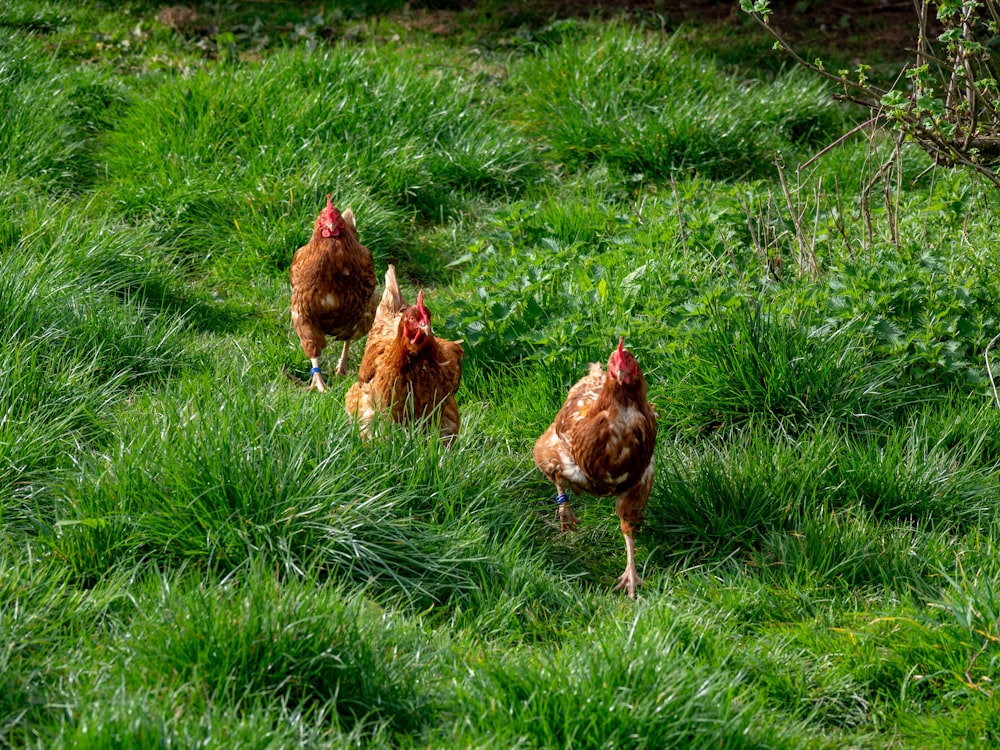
[
  {"left": 432, "top": 338, "right": 464, "bottom": 397},
  {"left": 533, "top": 364, "right": 606, "bottom": 493},
  {"left": 552, "top": 363, "right": 606, "bottom": 434}
]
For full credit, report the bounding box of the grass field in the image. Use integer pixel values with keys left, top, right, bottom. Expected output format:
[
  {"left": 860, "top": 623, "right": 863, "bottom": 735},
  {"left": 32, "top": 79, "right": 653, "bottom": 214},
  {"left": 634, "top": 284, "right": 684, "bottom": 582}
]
[{"left": 4, "top": 1, "right": 1000, "bottom": 746}]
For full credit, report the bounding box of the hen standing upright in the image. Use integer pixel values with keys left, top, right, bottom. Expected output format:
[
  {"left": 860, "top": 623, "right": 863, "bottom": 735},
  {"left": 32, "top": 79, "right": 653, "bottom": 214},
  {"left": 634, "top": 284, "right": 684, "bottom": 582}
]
[
  {"left": 534, "top": 339, "right": 657, "bottom": 598},
  {"left": 345, "top": 265, "right": 463, "bottom": 442},
  {"left": 290, "top": 195, "right": 379, "bottom": 392}
]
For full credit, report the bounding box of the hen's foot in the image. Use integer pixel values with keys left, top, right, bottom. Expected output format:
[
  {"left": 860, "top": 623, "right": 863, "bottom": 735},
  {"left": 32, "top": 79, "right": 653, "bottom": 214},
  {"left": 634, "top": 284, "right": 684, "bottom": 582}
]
[
  {"left": 614, "top": 566, "right": 643, "bottom": 599},
  {"left": 308, "top": 368, "right": 328, "bottom": 393},
  {"left": 556, "top": 494, "right": 579, "bottom": 532}
]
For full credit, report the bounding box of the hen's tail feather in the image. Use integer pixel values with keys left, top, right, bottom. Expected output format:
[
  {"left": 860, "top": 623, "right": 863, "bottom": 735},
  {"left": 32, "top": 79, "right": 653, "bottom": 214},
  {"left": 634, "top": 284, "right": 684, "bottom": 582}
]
[{"left": 377, "top": 264, "right": 404, "bottom": 322}]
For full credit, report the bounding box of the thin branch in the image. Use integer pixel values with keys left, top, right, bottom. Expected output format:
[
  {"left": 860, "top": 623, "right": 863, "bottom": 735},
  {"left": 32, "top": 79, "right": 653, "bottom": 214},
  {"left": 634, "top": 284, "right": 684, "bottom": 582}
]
[
  {"left": 796, "top": 116, "right": 881, "bottom": 175},
  {"left": 743, "top": 10, "right": 888, "bottom": 98},
  {"left": 986, "top": 331, "right": 1000, "bottom": 409},
  {"left": 776, "top": 155, "right": 818, "bottom": 278}
]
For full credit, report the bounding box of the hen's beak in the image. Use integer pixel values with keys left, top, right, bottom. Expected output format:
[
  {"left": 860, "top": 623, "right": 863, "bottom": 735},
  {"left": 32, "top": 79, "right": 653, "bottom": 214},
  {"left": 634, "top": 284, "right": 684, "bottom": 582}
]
[{"left": 407, "top": 322, "right": 430, "bottom": 346}]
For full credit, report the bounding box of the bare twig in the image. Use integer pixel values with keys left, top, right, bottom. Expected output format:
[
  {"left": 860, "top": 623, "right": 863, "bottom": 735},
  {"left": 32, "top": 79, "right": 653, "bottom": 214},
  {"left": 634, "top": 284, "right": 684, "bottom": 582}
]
[
  {"left": 985, "top": 331, "right": 1000, "bottom": 409},
  {"left": 795, "top": 116, "right": 880, "bottom": 175},
  {"left": 776, "top": 155, "right": 819, "bottom": 278},
  {"left": 669, "top": 173, "right": 687, "bottom": 247},
  {"left": 861, "top": 154, "right": 894, "bottom": 250},
  {"left": 742, "top": 9, "right": 889, "bottom": 99}
]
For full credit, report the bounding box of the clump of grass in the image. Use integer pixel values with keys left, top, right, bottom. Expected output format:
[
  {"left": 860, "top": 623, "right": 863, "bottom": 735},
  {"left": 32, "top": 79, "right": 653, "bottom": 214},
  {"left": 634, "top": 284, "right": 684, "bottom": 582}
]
[
  {"left": 755, "top": 504, "right": 939, "bottom": 592},
  {"left": 887, "top": 556, "right": 1000, "bottom": 743},
  {"left": 645, "top": 426, "right": 835, "bottom": 559},
  {"left": 0, "top": 553, "right": 67, "bottom": 745},
  {"left": 664, "top": 298, "right": 902, "bottom": 436},
  {"left": 0, "top": 552, "right": 132, "bottom": 747},
  {"left": 646, "top": 402, "right": 1000, "bottom": 574},
  {"left": 833, "top": 422, "right": 1000, "bottom": 525},
  {"left": 0, "top": 337, "right": 120, "bottom": 538},
  {"left": 127, "top": 565, "right": 434, "bottom": 735},
  {"left": 0, "top": 201, "right": 198, "bottom": 536},
  {"left": 55, "top": 695, "right": 387, "bottom": 750},
  {"left": 1, "top": 198, "right": 196, "bottom": 384},
  {"left": 0, "top": 33, "right": 85, "bottom": 192},
  {"left": 439, "top": 598, "right": 807, "bottom": 749},
  {"left": 735, "top": 630, "right": 873, "bottom": 733},
  {"left": 509, "top": 22, "right": 845, "bottom": 182},
  {"left": 0, "top": 31, "right": 130, "bottom": 194}
]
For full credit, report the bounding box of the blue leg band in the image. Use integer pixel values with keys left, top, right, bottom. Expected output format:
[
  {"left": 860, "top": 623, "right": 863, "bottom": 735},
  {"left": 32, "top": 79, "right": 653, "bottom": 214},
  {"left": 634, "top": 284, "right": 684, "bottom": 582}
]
[
  {"left": 556, "top": 492, "right": 569, "bottom": 505},
  {"left": 309, "top": 367, "right": 322, "bottom": 375}
]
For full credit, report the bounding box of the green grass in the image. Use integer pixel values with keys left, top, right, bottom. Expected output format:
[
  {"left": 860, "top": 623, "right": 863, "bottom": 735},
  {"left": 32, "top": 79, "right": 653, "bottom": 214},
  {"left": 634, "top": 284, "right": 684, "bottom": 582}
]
[
  {"left": 4, "top": 1, "right": 1000, "bottom": 747},
  {"left": 509, "top": 22, "right": 846, "bottom": 182}
]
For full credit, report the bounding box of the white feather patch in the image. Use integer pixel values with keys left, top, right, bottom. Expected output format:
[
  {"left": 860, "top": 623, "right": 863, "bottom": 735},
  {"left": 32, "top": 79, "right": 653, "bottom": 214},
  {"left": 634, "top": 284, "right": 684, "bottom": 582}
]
[{"left": 557, "top": 446, "right": 588, "bottom": 486}]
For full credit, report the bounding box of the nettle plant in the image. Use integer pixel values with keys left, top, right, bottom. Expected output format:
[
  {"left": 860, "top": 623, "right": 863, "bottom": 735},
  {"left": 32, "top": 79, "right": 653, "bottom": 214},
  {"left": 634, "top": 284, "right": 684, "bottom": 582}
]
[{"left": 742, "top": 0, "right": 1000, "bottom": 188}]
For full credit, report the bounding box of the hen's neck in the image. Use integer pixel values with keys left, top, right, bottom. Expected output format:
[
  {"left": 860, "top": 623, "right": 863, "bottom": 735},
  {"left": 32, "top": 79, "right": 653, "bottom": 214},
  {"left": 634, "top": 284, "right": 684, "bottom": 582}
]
[
  {"left": 598, "top": 374, "right": 648, "bottom": 409},
  {"left": 309, "top": 230, "right": 337, "bottom": 249},
  {"left": 387, "top": 332, "right": 435, "bottom": 372}
]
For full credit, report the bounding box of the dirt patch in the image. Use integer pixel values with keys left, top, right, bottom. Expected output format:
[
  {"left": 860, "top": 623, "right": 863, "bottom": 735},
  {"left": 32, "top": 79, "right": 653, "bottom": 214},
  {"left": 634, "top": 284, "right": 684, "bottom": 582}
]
[{"left": 410, "top": 1, "right": 925, "bottom": 64}]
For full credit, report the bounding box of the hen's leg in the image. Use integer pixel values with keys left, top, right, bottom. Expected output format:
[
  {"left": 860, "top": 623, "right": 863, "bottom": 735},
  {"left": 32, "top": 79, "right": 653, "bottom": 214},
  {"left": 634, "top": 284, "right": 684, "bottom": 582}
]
[
  {"left": 294, "top": 319, "right": 328, "bottom": 392},
  {"left": 614, "top": 486, "right": 648, "bottom": 599},
  {"left": 440, "top": 397, "right": 460, "bottom": 446},
  {"left": 614, "top": 531, "right": 642, "bottom": 599},
  {"left": 335, "top": 340, "right": 351, "bottom": 377},
  {"left": 555, "top": 482, "right": 579, "bottom": 532}
]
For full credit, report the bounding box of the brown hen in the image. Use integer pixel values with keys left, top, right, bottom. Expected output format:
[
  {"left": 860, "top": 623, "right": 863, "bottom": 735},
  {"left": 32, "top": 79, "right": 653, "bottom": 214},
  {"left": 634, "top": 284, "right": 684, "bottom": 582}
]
[
  {"left": 290, "top": 195, "right": 378, "bottom": 391},
  {"left": 534, "top": 339, "right": 657, "bottom": 598},
  {"left": 345, "top": 265, "right": 463, "bottom": 442}
]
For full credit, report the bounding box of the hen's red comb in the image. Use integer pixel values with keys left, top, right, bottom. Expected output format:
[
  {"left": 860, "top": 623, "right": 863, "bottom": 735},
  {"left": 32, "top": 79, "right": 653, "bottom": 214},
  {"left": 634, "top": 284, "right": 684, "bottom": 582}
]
[
  {"left": 326, "top": 194, "right": 334, "bottom": 213},
  {"left": 617, "top": 337, "right": 624, "bottom": 356},
  {"left": 416, "top": 290, "right": 427, "bottom": 317}
]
